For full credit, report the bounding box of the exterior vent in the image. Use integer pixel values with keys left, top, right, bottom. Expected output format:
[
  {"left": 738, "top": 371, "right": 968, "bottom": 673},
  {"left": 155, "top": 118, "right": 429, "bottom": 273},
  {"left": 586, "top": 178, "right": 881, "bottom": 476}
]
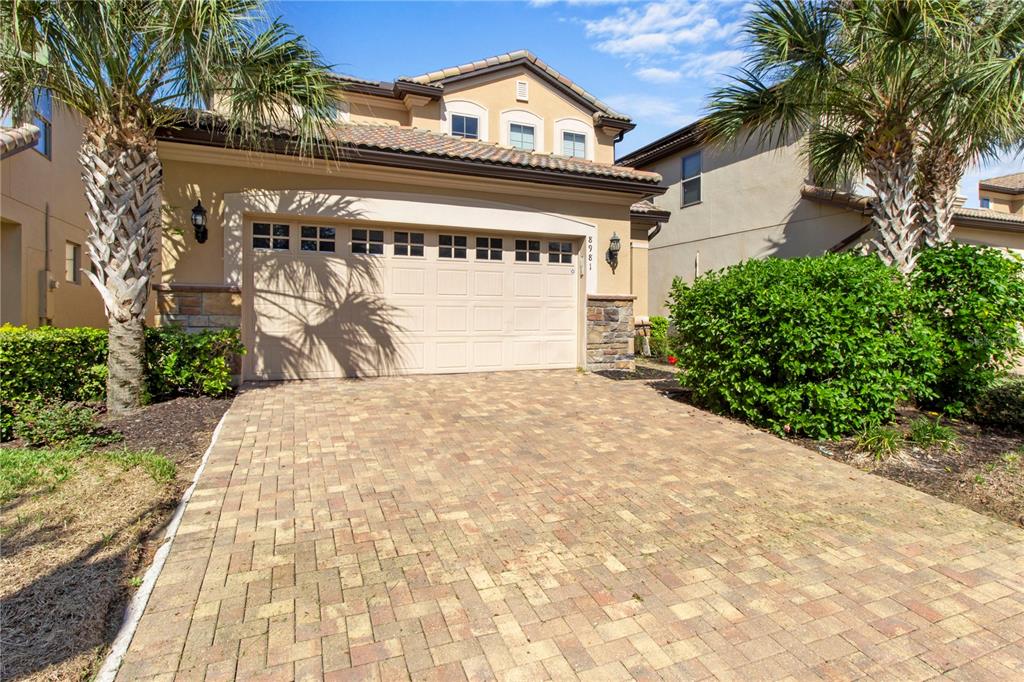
[{"left": 515, "top": 80, "right": 529, "bottom": 102}]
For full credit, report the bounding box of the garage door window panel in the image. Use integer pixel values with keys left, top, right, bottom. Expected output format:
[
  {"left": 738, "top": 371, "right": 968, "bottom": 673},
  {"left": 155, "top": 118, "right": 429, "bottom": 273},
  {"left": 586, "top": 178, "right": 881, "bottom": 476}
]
[
  {"left": 253, "top": 222, "right": 291, "bottom": 250},
  {"left": 515, "top": 239, "right": 540, "bottom": 262},
  {"left": 549, "top": 241, "right": 572, "bottom": 264},
  {"left": 395, "top": 231, "right": 425, "bottom": 257},
  {"left": 352, "top": 229, "right": 384, "bottom": 255},
  {"left": 476, "top": 237, "right": 503, "bottom": 261},
  {"left": 440, "top": 234, "right": 467, "bottom": 259},
  {"left": 300, "top": 225, "right": 336, "bottom": 252}
]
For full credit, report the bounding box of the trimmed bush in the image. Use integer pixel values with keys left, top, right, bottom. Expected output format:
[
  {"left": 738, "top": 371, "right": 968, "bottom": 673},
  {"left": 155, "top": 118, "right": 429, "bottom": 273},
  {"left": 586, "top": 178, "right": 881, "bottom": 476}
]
[
  {"left": 0, "top": 325, "right": 107, "bottom": 438},
  {"left": 911, "top": 243, "right": 1024, "bottom": 412},
  {"left": 1, "top": 324, "right": 243, "bottom": 439},
  {"left": 668, "top": 254, "right": 937, "bottom": 439},
  {"left": 649, "top": 315, "right": 670, "bottom": 358},
  {"left": 145, "top": 326, "right": 244, "bottom": 399},
  {"left": 972, "top": 378, "right": 1024, "bottom": 430}
]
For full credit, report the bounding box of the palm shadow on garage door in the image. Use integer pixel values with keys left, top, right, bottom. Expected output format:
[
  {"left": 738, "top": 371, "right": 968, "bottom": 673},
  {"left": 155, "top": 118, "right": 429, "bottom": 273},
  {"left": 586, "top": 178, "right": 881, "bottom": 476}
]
[{"left": 250, "top": 242, "right": 406, "bottom": 380}]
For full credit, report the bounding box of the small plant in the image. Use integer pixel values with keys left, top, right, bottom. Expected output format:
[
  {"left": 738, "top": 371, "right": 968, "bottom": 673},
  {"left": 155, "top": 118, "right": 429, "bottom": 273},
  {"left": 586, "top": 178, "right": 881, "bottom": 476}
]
[
  {"left": 129, "top": 576, "right": 144, "bottom": 588},
  {"left": 854, "top": 425, "right": 903, "bottom": 461},
  {"left": 648, "top": 315, "right": 670, "bottom": 358},
  {"left": 13, "top": 401, "right": 100, "bottom": 447},
  {"left": 908, "top": 416, "right": 959, "bottom": 451}
]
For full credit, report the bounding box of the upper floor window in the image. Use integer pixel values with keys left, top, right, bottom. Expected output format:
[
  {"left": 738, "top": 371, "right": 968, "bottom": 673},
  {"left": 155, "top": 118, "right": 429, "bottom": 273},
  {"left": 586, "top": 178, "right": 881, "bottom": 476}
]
[
  {"left": 981, "top": 197, "right": 991, "bottom": 209},
  {"left": 509, "top": 123, "right": 535, "bottom": 151},
  {"left": 562, "top": 132, "right": 586, "bottom": 159},
  {"left": 451, "top": 114, "right": 479, "bottom": 140},
  {"left": 682, "top": 151, "right": 701, "bottom": 207},
  {"left": 33, "top": 88, "right": 52, "bottom": 158}
]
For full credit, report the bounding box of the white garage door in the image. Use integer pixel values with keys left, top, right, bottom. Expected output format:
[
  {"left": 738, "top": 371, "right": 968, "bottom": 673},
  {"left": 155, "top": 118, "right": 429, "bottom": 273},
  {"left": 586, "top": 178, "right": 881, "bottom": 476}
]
[{"left": 244, "top": 220, "right": 580, "bottom": 379}]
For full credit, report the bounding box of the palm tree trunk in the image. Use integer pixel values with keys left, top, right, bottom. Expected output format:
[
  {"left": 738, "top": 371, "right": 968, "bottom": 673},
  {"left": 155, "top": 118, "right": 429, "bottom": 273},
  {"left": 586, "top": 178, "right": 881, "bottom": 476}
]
[
  {"left": 919, "top": 182, "right": 959, "bottom": 247},
  {"left": 79, "top": 124, "right": 162, "bottom": 414},
  {"left": 863, "top": 135, "right": 920, "bottom": 274},
  {"left": 917, "top": 146, "right": 962, "bottom": 248}
]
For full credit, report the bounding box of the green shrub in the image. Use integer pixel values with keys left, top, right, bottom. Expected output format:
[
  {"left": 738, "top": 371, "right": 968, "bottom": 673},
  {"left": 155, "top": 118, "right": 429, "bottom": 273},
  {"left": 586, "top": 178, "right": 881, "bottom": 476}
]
[
  {"left": 1, "top": 324, "right": 243, "bottom": 440},
  {"left": 911, "top": 243, "right": 1024, "bottom": 412},
  {"left": 972, "top": 378, "right": 1024, "bottom": 430},
  {"left": 854, "top": 425, "right": 903, "bottom": 461},
  {"left": 668, "top": 254, "right": 938, "bottom": 439},
  {"left": 145, "top": 326, "right": 245, "bottom": 399},
  {"left": 649, "top": 315, "right": 670, "bottom": 358},
  {"left": 13, "top": 401, "right": 100, "bottom": 447},
  {"left": 0, "top": 325, "right": 107, "bottom": 438}
]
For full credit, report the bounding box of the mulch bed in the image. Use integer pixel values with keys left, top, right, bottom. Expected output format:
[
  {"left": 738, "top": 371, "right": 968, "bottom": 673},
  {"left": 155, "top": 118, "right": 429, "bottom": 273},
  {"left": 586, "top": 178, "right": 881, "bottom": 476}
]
[
  {"left": 799, "top": 407, "right": 1024, "bottom": 529},
  {"left": 0, "top": 395, "right": 231, "bottom": 682}
]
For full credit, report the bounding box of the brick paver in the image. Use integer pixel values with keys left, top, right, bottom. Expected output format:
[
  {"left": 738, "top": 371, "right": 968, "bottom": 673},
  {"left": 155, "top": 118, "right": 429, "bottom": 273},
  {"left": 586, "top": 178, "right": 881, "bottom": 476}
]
[{"left": 117, "top": 371, "right": 1024, "bottom": 680}]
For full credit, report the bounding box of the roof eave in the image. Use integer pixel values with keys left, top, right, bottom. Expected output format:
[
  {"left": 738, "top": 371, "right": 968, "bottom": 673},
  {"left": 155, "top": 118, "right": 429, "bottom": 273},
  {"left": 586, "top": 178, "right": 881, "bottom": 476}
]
[
  {"left": 156, "top": 125, "right": 665, "bottom": 195},
  {"left": 978, "top": 182, "right": 1024, "bottom": 196},
  {"left": 616, "top": 120, "right": 706, "bottom": 167}
]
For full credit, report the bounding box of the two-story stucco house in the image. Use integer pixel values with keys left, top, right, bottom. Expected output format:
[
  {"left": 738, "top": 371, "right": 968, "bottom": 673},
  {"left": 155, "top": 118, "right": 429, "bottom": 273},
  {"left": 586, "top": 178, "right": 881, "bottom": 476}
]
[
  {"left": 155, "top": 50, "right": 666, "bottom": 378},
  {"left": 619, "top": 120, "right": 1024, "bottom": 316},
  {"left": 2, "top": 51, "right": 669, "bottom": 377}
]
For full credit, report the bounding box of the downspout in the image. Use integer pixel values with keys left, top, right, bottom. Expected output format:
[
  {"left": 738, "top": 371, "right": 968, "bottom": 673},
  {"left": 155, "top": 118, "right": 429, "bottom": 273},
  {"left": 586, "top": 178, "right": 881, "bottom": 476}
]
[{"left": 38, "top": 202, "right": 54, "bottom": 326}]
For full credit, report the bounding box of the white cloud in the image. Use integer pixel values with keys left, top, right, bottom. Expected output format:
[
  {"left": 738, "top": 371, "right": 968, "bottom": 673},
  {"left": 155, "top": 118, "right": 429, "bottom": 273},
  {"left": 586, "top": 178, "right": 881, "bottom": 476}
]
[
  {"left": 585, "top": 0, "right": 749, "bottom": 58},
  {"left": 635, "top": 66, "right": 683, "bottom": 83},
  {"left": 603, "top": 93, "right": 699, "bottom": 128},
  {"left": 687, "top": 48, "right": 746, "bottom": 79}
]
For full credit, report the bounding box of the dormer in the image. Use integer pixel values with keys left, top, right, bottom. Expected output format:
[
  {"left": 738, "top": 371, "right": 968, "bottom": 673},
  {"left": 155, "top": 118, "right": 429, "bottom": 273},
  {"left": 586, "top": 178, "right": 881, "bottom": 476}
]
[
  {"left": 395, "top": 50, "right": 635, "bottom": 165},
  {"left": 978, "top": 172, "right": 1024, "bottom": 214}
]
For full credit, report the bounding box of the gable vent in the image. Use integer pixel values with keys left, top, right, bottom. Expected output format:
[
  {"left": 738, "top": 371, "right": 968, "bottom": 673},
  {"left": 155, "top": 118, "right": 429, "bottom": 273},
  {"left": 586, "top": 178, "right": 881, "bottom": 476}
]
[{"left": 515, "top": 80, "right": 529, "bottom": 102}]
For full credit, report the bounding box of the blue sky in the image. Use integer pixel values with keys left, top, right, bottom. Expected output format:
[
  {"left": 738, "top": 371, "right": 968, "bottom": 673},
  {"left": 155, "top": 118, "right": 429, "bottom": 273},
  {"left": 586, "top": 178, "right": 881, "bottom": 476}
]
[{"left": 272, "top": 0, "right": 1020, "bottom": 207}]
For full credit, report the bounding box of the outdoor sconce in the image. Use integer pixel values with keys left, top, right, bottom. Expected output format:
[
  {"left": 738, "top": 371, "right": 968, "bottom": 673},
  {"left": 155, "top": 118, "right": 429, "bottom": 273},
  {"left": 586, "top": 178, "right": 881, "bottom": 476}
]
[
  {"left": 606, "top": 231, "right": 621, "bottom": 270},
  {"left": 191, "top": 200, "right": 208, "bottom": 244}
]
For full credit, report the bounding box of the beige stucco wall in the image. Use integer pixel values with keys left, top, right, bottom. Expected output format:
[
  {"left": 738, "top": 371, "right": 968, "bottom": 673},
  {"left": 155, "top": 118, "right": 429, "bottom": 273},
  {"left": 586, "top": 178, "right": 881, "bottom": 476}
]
[
  {"left": 640, "top": 135, "right": 865, "bottom": 316},
  {"left": 954, "top": 225, "right": 1024, "bottom": 254},
  {"left": 156, "top": 143, "right": 638, "bottom": 298},
  {"left": 441, "top": 67, "right": 617, "bottom": 164},
  {"left": 979, "top": 191, "right": 1022, "bottom": 215},
  {"left": 629, "top": 226, "right": 649, "bottom": 318},
  {"left": 0, "top": 106, "right": 106, "bottom": 328}
]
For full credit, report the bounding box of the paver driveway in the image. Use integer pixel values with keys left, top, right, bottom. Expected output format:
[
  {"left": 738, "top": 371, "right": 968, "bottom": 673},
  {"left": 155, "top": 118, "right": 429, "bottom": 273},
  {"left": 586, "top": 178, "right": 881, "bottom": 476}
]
[{"left": 117, "top": 371, "right": 1024, "bottom": 681}]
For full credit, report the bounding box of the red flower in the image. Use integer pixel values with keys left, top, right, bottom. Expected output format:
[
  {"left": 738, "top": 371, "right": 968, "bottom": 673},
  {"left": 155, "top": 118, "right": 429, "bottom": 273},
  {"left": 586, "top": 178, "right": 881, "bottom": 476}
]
[{"left": 667, "top": 355, "right": 678, "bottom": 365}]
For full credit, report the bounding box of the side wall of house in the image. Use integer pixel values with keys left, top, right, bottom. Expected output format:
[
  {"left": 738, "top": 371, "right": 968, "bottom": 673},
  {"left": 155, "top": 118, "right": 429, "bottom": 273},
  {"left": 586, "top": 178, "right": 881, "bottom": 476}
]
[
  {"left": 0, "top": 106, "right": 106, "bottom": 328},
  {"left": 641, "top": 135, "right": 865, "bottom": 316}
]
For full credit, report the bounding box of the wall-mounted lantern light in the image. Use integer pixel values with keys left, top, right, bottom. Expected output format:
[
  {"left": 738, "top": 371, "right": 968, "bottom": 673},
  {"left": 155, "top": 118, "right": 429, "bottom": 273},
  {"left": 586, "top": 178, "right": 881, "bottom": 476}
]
[
  {"left": 191, "top": 200, "right": 208, "bottom": 244},
  {"left": 605, "top": 231, "right": 621, "bottom": 270}
]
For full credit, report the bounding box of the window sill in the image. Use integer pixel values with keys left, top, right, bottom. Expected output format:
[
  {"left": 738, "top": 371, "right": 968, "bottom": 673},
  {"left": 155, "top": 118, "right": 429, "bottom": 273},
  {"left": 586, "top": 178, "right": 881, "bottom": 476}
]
[{"left": 681, "top": 200, "right": 703, "bottom": 209}]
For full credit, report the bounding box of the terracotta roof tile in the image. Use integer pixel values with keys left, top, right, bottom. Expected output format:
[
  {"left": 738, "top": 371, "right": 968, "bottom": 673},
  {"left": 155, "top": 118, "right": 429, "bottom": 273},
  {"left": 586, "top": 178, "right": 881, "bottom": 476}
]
[
  {"left": 954, "top": 206, "right": 1024, "bottom": 224},
  {"left": 397, "top": 50, "right": 631, "bottom": 123},
  {"left": 630, "top": 199, "right": 669, "bottom": 214},
  {"left": 0, "top": 124, "right": 40, "bottom": 159},
  {"left": 979, "top": 171, "right": 1024, "bottom": 194},
  {"left": 326, "top": 123, "right": 659, "bottom": 183}
]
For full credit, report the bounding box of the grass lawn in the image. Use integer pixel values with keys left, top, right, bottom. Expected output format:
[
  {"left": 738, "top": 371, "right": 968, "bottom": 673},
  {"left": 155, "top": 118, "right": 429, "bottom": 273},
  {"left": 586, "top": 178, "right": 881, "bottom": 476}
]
[{"left": 1, "top": 396, "right": 230, "bottom": 681}]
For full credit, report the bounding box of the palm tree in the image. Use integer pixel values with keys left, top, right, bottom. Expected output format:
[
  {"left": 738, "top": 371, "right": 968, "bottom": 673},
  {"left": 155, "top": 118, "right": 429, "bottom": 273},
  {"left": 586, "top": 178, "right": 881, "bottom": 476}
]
[
  {"left": 0, "top": 0, "right": 339, "bottom": 413},
  {"left": 703, "top": 0, "right": 965, "bottom": 273},
  {"left": 916, "top": 2, "right": 1024, "bottom": 246}
]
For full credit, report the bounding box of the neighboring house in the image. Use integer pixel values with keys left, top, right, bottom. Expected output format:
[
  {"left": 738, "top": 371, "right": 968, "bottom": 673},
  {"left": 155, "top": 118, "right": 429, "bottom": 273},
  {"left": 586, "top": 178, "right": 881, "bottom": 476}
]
[
  {"left": 153, "top": 50, "right": 666, "bottom": 378},
  {"left": 619, "top": 119, "right": 1023, "bottom": 315},
  {"left": 1, "top": 93, "right": 106, "bottom": 328}
]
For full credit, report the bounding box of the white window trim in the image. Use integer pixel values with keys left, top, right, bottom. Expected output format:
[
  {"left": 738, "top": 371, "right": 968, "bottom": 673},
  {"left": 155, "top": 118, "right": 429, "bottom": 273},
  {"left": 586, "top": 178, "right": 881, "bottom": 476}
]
[
  {"left": 442, "top": 100, "right": 489, "bottom": 141},
  {"left": 553, "top": 117, "right": 594, "bottom": 161},
  {"left": 499, "top": 109, "right": 544, "bottom": 153}
]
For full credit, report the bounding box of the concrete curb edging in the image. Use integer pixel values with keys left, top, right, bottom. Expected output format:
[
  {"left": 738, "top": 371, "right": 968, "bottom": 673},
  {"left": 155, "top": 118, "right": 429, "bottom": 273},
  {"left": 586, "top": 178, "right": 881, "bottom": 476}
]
[{"left": 95, "top": 408, "right": 231, "bottom": 682}]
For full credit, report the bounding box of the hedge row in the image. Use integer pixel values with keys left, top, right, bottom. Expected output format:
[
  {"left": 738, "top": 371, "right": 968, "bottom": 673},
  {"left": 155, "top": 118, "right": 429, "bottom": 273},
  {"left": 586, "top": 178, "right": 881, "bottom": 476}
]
[
  {"left": 667, "top": 245, "right": 1024, "bottom": 439},
  {"left": 1, "top": 325, "right": 244, "bottom": 438}
]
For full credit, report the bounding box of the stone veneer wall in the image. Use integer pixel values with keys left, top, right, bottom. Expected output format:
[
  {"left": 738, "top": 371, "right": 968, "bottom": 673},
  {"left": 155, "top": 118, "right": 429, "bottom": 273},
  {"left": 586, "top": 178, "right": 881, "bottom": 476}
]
[
  {"left": 153, "top": 283, "right": 241, "bottom": 332},
  {"left": 586, "top": 294, "right": 635, "bottom": 371}
]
